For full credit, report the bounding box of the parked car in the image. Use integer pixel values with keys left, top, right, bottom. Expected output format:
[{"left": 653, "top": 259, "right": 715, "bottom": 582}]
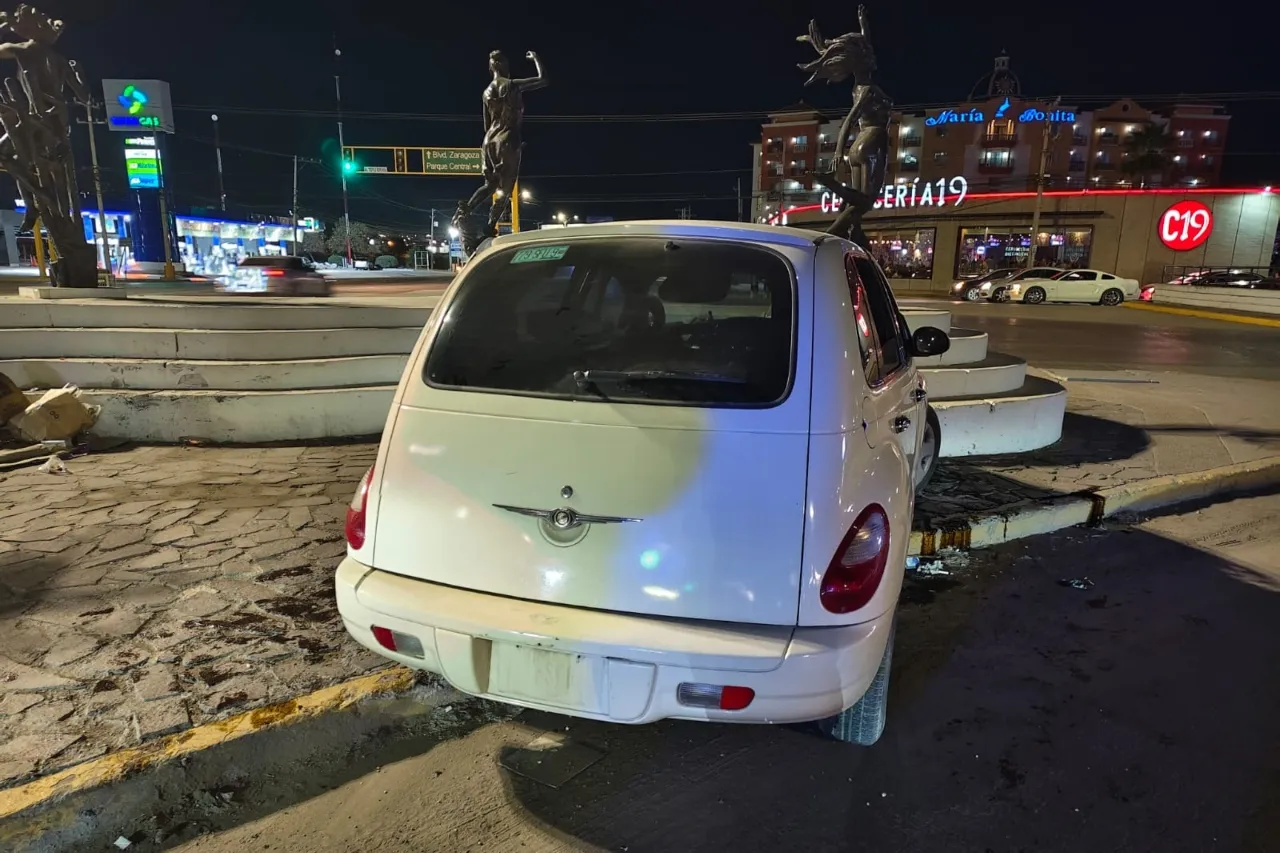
[
  {"left": 224, "top": 256, "right": 330, "bottom": 296},
  {"left": 984, "top": 267, "right": 1064, "bottom": 302},
  {"left": 1003, "top": 269, "right": 1140, "bottom": 305},
  {"left": 951, "top": 268, "right": 1019, "bottom": 302},
  {"left": 1185, "top": 271, "right": 1280, "bottom": 289},
  {"left": 335, "top": 221, "right": 950, "bottom": 745}
]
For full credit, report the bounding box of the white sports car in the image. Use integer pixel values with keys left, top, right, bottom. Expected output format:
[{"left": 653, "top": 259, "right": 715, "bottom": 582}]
[{"left": 1001, "top": 269, "right": 1141, "bottom": 306}]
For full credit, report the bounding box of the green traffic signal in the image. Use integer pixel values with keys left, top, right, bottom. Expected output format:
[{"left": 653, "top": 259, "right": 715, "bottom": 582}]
[{"left": 342, "top": 160, "right": 356, "bottom": 174}]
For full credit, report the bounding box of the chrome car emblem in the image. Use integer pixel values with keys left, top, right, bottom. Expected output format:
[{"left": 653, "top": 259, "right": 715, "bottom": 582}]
[{"left": 493, "top": 504, "right": 640, "bottom": 530}]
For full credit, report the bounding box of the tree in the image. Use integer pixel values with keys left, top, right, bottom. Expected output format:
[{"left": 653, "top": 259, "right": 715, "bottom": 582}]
[
  {"left": 326, "top": 219, "right": 375, "bottom": 259},
  {"left": 300, "top": 230, "right": 326, "bottom": 255},
  {"left": 1122, "top": 125, "right": 1174, "bottom": 188}
]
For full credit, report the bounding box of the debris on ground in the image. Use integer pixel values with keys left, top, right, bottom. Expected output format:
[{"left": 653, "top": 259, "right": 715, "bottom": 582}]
[
  {"left": 1058, "top": 577, "right": 1095, "bottom": 590},
  {"left": 913, "top": 559, "right": 951, "bottom": 576},
  {"left": 907, "top": 546, "right": 971, "bottom": 577},
  {"left": 113, "top": 837, "right": 132, "bottom": 850},
  {"left": 7, "top": 385, "right": 100, "bottom": 443},
  {"left": 37, "top": 454, "right": 68, "bottom": 474}
]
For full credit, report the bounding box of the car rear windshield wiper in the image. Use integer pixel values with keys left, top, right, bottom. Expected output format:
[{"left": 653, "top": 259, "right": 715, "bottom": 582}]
[{"left": 574, "top": 369, "right": 749, "bottom": 385}]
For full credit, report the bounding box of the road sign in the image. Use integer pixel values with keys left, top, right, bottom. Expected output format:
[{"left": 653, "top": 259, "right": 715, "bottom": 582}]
[
  {"left": 341, "top": 146, "right": 482, "bottom": 176},
  {"left": 102, "top": 79, "right": 175, "bottom": 133}
]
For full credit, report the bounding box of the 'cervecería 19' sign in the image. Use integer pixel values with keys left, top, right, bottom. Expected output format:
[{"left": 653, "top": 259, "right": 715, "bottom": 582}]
[
  {"left": 821, "top": 176, "right": 969, "bottom": 214},
  {"left": 1159, "top": 200, "right": 1213, "bottom": 251}
]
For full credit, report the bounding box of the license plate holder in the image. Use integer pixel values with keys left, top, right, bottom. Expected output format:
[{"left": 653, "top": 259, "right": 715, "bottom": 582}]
[{"left": 488, "top": 643, "right": 605, "bottom": 713}]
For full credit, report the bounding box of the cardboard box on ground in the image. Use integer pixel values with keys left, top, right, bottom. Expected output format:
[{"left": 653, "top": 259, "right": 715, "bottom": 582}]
[{"left": 0, "top": 373, "right": 100, "bottom": 443}]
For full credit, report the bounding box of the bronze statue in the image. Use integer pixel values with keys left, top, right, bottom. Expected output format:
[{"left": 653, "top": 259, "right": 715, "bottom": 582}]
[
  {"left": 0, "top": 4, "right": 95, "bottom": 287},
  {"left": 797, "top": 6, "right": 890, "bottom": 248},
  {"left": 453, "top": 49, "right": 546, "bottom": 255}
]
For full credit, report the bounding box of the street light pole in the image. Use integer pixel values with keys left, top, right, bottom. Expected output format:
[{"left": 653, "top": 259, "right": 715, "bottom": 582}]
[
  {"left": 1026, "top": 97, "right": 1061, "bottom": 270},
  {"left": 212, "top": 114, "right": 226, "bottom": 212},
  {"left": 292, "top": 154, "right": 300, "bottom": 253},
  {"left": 334, "top": 45, "right": 353, "bottom": 267},
  {"left": 82, "top": 100, "right": 112, "bottom": 282}
]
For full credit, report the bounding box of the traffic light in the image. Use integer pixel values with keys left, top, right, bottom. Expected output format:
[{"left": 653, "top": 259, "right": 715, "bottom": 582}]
[{"left": 342, "top": 159, "right": 356, "bottom": 175}]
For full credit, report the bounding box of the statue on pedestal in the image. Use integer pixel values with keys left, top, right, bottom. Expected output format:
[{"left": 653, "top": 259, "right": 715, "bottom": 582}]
[
  {"left": 797, "top": 5, "right": 890, "bottom": 248},
  {"left": 452, "top": 49, "right": 547, "bottom": 256},
  {"left": 0, "top": 4, "right": 96, "bottom": 287}
]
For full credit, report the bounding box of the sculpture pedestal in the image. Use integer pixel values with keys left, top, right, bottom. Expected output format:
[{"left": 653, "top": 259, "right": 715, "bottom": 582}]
[{"left": 18, "top": 286, "right": 128, "bottom": 300}]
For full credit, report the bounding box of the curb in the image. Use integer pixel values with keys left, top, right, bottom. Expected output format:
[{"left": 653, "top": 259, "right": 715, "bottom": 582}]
[
  {"left": 0, "top": 666, "right": 415, "bottom": 826},
  {"left": 910, "top": 455, "right": 1280, "bottom": 556}
]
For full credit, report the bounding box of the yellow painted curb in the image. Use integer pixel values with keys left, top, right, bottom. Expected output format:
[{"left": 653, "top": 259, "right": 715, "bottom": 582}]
[
  {"left": 0, "top": 666, "right": 414, "bottom": 821},
  {"left": 1123, "top": 302, "right": 1280, "bottom": 329}
]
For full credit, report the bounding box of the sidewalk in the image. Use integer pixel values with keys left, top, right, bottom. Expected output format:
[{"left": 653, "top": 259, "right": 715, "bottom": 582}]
[{"left": 2, "top": 370, "right": 1277, "bottom": 789}]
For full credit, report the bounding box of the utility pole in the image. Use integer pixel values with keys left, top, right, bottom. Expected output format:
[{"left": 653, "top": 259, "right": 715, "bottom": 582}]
[
  {"left": 155, "top": 138, "right": 176, "bottom": 280},
  {"left": 1026, "top": 97, "right": 1061, "bottom": 270},
  {"left": 292, "top": 154, "right": 300, "bottom": 253},
  {"left": 81, "top": 100, "right": 112, "bottom": 282},
  {"left": 212, "top": 114, "right": 226, "bottom": 212},
  {"left": 736, "top": 177, "right": 743, "bottom": 222},
  {"left": 334, "top": 43, "right": 353, "bottom": 267}
]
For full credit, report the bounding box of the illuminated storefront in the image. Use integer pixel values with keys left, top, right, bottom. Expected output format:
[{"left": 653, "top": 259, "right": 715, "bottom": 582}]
[{"left": 769, "top": 185, "right": 1280, "bottom": 292}]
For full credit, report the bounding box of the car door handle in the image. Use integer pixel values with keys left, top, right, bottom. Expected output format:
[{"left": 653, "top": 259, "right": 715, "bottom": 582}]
[{"left": 892, "top": 416, "right": 911, "bottom": 433}]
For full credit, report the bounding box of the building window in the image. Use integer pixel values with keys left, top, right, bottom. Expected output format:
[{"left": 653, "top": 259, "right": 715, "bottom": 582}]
[
  {"left": 1203, "top": 130, "right": 1220, "bottom": 144},
  {"left": 817, "top": 157, "right": 832, "bottom": 172},
  {"left": 1097, "top": 126, "right": 1119, "bottom": 144},
  {"left": 865, "top": 228, "right": 936, "bottom": 280},
  {"left": 900, "top": 153, "right": 919, "bottom": 172},
  {"left": 955, "top": 226, "right": 1093, "bottom": 277},
  {"left": 766, "top": 137, "right": 783, "bottom": 154},
  {"left": 767, "top": 161, "right": 783, "bottom": 176},
  {"left": 1202, "top": 154, "right": 1215, "bottom": 166},
  {"left": 933, "top": 151, "right": 947, "bottom": 163},
  {"left": 934, "top": 126, "right": 947, "bottom": 138},
  {"left": 791, "top": 135, "right": 808, "bottom": 152},
  {"left": 979, "top": 149, "right": 1014, "bottom": 169},
  {"left": 985, "top": 119, "right": 1015, "bottom": 142}
]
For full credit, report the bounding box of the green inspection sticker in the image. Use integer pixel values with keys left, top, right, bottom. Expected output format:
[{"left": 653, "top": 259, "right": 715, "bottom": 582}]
[{"left": 510, "top": 245, "right": 570, "bottom": 264}]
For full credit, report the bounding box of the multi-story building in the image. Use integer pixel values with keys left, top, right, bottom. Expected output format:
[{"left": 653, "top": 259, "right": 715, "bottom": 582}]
[{"left": 751, "top": 54, "right": 1231, "bottom": 223}]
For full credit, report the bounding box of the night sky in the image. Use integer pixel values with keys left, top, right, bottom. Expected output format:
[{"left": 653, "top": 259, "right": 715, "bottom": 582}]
[{"left": 41, "top": 0, "right": 1280, "bottom": 232}]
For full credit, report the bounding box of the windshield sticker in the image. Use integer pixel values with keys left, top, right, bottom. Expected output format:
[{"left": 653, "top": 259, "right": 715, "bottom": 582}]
[{"left": 510, "top": 245, "right": 570, "bottom": 264}]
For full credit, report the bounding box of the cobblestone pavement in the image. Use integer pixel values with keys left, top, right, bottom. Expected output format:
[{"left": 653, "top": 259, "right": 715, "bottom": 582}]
[{"left": 0, "top": 443, "right": 384, "bottom": 788}]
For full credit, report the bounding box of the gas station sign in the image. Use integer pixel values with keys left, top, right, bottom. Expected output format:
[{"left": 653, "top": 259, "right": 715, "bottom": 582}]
[{"left": 102, "top": 79, "right": 175, "bottom": 133}]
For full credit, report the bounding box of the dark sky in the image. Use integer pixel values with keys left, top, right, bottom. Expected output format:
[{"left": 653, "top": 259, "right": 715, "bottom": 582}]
[{"left": 46, "top": 0, "right": 1280, "bottom": 231}]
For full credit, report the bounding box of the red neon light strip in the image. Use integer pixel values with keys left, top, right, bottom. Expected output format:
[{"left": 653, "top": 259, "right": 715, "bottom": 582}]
[{"left": 766, "top": 186, "right": 1276, "bottom": 225}]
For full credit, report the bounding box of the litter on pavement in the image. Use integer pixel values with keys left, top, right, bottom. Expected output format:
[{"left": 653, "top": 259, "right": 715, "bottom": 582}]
[{"left": 1058, "top": 577, "right": 1095, "bottom": 590}]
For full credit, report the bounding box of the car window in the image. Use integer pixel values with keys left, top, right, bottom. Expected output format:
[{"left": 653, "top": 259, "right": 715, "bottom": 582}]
[
  {"left": 425, "top": 238, "right": 795, "bottom": 407},
  {"left": 844, "top": 255, "right": 881, "bottom": 386},
  {"left": 1056, "top": 271, "right": 1097, "bottom": 281},
  {"left": 238, "top": 257, "right": 284, "bottom": 268},
  {"left": 850, "top": 255, "right": 904, "bottom": 379},
  {"left": 1101, "top": 274, "right": 1115, "bottom": 280}
]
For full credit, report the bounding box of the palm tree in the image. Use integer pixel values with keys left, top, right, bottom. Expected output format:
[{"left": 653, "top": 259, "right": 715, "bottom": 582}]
[{"left": 1121, "top": 125, "right": 1175, "bottom": 187}]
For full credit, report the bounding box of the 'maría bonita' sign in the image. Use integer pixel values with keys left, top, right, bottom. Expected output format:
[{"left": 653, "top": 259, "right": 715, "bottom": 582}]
[
  {"left": 821, "top": 176, "right": 969, "bottom": 214},
  {"left": 925, "top": 104, "right": 1076, "bottom": 126}
]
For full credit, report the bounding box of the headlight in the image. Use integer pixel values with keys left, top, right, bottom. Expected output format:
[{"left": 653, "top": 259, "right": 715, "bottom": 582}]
[{"left": 952, "top": 282, "right": 965, "bottom": 291}]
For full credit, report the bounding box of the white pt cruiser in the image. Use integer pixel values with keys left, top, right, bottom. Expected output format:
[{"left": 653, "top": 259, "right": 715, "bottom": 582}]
[{"left": 336, "top": 221, "right": 950, "bottom": 745}]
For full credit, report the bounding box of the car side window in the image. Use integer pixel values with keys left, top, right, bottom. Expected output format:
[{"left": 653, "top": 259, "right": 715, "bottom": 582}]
[
  {"left": 843, "top": 254, "right": 882, "bottom": 386},
  {"left": 1077, "top": 272, "right": 1098, "bottom": 281},
  {"left": 851, "top": 256, "right": 904, "bottom": 378},
  {"left": 1101, "top": 273, "right": 1115, "bottom": 280}
]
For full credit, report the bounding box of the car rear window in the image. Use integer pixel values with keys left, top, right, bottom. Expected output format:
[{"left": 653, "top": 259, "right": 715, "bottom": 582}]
[
  {"left": 424, "top": 237, "right": 795, "bottom": 407},
  {"left": 238, "top": 257, "right": 285, "bottom": 268}
]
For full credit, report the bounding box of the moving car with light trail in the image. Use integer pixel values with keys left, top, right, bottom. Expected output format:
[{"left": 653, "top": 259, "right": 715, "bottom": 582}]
[
  {"left": 335, "top": 221, "right": 950, "bottom": 745},
  {"left": 223, "top": 256, "right": 330, "bottom": 296},
  {"left": 1000, "top": 269, "right": 1140, "bottom": 305}
]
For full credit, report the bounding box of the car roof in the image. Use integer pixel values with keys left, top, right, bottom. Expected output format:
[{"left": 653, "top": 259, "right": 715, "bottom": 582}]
[{"left": 487, "top": 219, "right": 841, "bottom": 254}]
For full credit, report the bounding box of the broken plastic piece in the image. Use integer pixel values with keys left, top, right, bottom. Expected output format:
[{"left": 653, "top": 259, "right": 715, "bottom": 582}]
[
  {"left": 37, "top": 454, "right": 68, "bottom": 474},
  {"left": 1058, "top": 577, "right": 1094, "bottom": 590},
  {"left": 113, "top": 837, "right": 132, "bottom": 850}
]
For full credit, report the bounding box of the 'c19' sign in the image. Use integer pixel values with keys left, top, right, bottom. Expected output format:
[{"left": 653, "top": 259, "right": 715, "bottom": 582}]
[
  {"left": 821, "top": 176, "right": 969, "bottom": 214},
  {"left": 1159, "top": 200, "right": 1213, "bottom": 251}
]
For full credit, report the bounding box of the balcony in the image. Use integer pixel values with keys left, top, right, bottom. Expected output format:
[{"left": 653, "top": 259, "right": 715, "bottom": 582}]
[
  {"left": 899, "top": 134, "right": 922, "bottom": 147},
  {"left": 978, "top": 158, "right": 1015, "bottom": 174},
  {"left": 819, "top": 139, "right": 837, "bottom": 152},
  {"left": 1072, "top": 133, "right": 1087, "bottom": 145},
  {"left": 983, "top": 132, "right": 1017, "bottom": 146},
  {"left": 1094, "top": 161, "right": 1116, "bottom": 171},
  {"left": 1098, "top": 133, "right": 1119, "bottom": 145},
  {"left": 765, "top": 142, "right": 783, "bottom": 155},
  {"left": 899, "top": 159, "right": 920, "bottom": 172},
  {"left": 1068, "top": 159, "right": 1086, "bottom": 172}
]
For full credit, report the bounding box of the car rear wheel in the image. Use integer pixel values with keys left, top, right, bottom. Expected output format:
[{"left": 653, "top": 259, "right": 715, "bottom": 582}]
[
  {"left": 1100, "top": 288, "right": 1124, "bottom": 306},
  {"left": 815, "top": 619, "right": 894, "bottom": 746},
  {"left": 989, "top": 287, "right": 1010, "bottom": 303},
  {"left": 1023, "top": 286, "right": 1046, "bottom": 305},
  {"left": 913, "top": 405, "right": 941, "bottom": 494}
]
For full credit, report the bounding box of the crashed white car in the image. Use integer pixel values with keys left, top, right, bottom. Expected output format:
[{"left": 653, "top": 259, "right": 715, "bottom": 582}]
[
  {"left": 1001, "top": 269, "right": 1141, "bottom": 305},
  {"left": 335, "top": 221, "right": 950, "bottom": 745}
]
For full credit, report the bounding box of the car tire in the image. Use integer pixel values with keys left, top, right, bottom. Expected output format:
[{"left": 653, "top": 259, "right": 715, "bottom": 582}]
[
  {"left": 1023, "top": 286, "right": 1046, "bottom": 305},
  {"left": 989, "top": 287, "right": 1009, "bottom": 303},
  {"left": 1100, "top": 288, "right": 1124, "bottom": 306},
  {"left": 964, "top": 286, "right": 983, "bottom": 302},
  {"left": 913, "top": 405, "right": 941, "bottom": 494},
  {"left": 815, "top": 620, "right": 895, "bottom": 746}
]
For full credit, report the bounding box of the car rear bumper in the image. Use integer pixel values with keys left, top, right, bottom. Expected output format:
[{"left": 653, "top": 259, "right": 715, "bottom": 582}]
[{"left": 336, "top": 557, "right": 893, "bottom": 725}]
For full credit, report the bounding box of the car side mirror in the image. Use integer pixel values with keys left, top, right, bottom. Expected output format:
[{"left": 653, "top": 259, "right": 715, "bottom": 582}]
[{"left": 911, "top": 325, "right": 950, "bottom": 358}]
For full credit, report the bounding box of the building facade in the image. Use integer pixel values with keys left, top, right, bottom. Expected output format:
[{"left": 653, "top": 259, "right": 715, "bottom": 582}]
[{"left": 751, "top": 55, "right": 1231, "bottom": 224}]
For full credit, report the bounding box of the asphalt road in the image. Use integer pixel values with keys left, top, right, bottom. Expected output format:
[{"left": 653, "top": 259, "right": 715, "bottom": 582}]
[
  {"left": 168, "top": 491, "right": 1280, "bottom": 853},
  {"left": 917, "top": 298, "right": 1280, "bottom": 381}
]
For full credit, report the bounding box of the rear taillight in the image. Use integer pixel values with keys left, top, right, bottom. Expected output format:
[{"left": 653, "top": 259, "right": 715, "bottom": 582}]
[
  {"left": 264, "top": 269, "right": 285, "bottom": 277},
  {"left": 371, "top": 625, "right": 425, "bottom": 658},
  {"left": 345, "top": 465, "right": 375, "bottom": 549},
  {"left": 819, "top": 505, "right": 891, "bottom": 614},
  {"left": 676, "top": 683, "right": 755, "bottom": 711}
]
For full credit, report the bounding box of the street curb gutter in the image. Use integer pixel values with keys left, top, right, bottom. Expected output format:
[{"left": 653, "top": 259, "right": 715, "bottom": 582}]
[
  {"left": 0, "top": 666, "right": 419, "bottom": 851},
  {"left": 910, "top": 455, "right": 1280, "bottom": 556}
]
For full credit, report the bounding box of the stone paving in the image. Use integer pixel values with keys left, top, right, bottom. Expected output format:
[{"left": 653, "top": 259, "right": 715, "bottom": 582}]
[{"left": 0, "top": 443, "right": 384, "bottom": 788}]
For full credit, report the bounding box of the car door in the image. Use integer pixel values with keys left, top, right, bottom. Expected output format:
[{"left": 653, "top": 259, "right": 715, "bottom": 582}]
[
  {"left": 1052, "top": 270, "right": 1097, "bottom": 301},
  {"left": 845, "top": 252, "right": 920, "bottom": 475}
]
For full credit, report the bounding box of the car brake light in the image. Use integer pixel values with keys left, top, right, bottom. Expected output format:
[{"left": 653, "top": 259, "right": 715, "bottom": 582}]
[
  {"left": 264, "top": 269, "right": 285, "bottom": 277},
  {"left": 370, "top": 625, "right": 425, "bottom": 658},
  {"left": 676, "top": 682, "right": 756, "bottom": 711},
  {"left": 345, "top": 465, "right": 375, "bottom": 549},
  {"left": 820, "top": 505, "right": 891, "bottom": 614}
]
